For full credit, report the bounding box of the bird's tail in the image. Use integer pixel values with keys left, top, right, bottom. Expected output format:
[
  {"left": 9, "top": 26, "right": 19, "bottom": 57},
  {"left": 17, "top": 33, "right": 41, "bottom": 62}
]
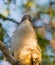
[
  {"left": 31, "top": 54, "right": 34, "bottom": 65},
  {"left": 31, "top": 54, "right": 41, "bottom": 65}
]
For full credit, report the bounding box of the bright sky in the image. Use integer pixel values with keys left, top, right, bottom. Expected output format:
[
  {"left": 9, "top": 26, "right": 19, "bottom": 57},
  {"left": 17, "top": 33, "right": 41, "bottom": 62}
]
[
  {"left": 16, "top": 0, "right": 50, "bottom": 6},
  {"left": 35, "top": 0, "right": 50, "bottom": 6},
  {"left": 0, "top": 60, "right": 11, "bottom": 65}
]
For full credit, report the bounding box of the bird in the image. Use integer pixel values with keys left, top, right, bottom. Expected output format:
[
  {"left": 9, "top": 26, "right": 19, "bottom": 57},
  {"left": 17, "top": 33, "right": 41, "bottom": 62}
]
[{"left": 10, "top": 15, "right": 42, "bottom": 65}]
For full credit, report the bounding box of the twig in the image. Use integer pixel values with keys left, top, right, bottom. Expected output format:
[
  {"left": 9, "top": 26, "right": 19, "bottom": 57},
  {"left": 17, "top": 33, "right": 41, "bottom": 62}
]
[
  {"left": 0, "top": 40, "right": 20, "bottom": 65},
  {"left": 0, "top": 14, "right": 19, "bottom": 24}
]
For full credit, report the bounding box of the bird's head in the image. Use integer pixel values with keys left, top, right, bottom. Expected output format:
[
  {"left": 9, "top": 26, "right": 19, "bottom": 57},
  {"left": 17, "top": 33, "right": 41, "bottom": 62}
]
[{"left": 21, "top": 15, "right": 32, "bottom": 23}]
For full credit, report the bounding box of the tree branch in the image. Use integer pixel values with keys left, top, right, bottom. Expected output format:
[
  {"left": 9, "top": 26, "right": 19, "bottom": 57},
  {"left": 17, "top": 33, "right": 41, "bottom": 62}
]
[
  {"left": 0, "top": 40, "right": 20, "bottom": 65},
  {"left": 0, "top": 14, "right": 19, "bottom": 24}
]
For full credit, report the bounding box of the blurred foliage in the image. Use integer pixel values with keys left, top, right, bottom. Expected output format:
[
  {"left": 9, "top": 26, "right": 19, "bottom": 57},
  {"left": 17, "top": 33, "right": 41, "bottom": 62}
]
[
  {"left": 53, "top": 11, "right": 55, "bottom": 16},
  {"left": 0, "top": 24, "right": 4, "bottom": 41},
  {"left": 36, "top": 30, "right": 55, "bottom": 65},
  {"left": 0, "top": 56, "right": 3, "bottom": 60},
  {"left": 36, "top": 30, "right": 49, "bottom": 48},
  {"left": 0, "top": 54, "right": 4, "bottom": 60}
]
